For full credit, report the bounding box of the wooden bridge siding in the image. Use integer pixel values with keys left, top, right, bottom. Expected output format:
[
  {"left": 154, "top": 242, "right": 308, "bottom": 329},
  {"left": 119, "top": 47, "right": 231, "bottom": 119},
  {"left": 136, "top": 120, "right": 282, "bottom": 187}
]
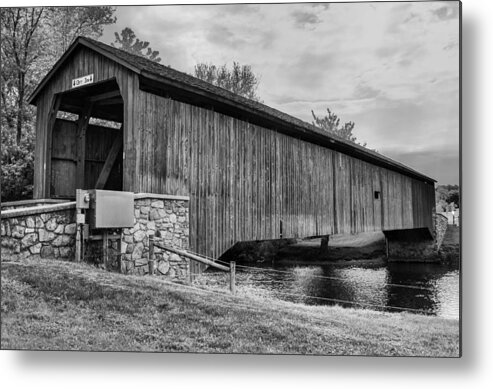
[
  {"left": 131, "top": 93, "right": 433, "bottom": 260},
  {"left": 49, "top": 119, "right": 122, "bottom": 196},
  {"left": 33, "top": 47, "right": 139, "bottom": 198},
  {"left": 30, "top": 45, "right": 435, "bottom": 268}
]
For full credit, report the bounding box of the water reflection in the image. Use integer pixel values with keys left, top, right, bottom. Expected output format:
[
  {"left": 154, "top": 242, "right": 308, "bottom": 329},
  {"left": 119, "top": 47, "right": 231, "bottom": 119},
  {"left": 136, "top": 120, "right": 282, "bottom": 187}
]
[{"left": 236, "top": 262, "right": 459, "bottom": 319}]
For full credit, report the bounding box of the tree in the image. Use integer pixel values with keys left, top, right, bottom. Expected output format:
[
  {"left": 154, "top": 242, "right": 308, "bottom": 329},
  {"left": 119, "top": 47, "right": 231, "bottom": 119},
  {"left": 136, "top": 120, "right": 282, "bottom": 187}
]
[
  {"left": 1, "top": 6, "right": 117, "bottom": 200},
  {"left": 43, "top": 7, "right": 116, "bottom": 62},
  {"left": 112, "top": 27, "right": 162, "bottom": 62},
  {"left": 1, "top": 6, "right": 116, "bottom": 145},
  {"left": 1, "top": 8, "right": 45, "bottom": 145},
  {"left": 311, "top": 108, "right": 366, "bottom": 147},
  {"left": 446, "top": 189, "right": 460, "bottom": 208},
  {"left": 435, "top": 184, "right": 460, "bottom": 213},
  {"left": 194, "top": 62, "right": 262, "bottom": 102}
]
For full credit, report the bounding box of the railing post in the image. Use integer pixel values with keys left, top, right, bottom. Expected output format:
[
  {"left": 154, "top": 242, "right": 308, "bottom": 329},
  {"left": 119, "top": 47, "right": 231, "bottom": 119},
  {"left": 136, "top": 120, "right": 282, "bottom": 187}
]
[
  {"left": 103, "top": 230, "right": 109, "bottom": 269},
  {"left": 148, "top": 232, "right": 155, "bottom": 276},
  {"left": 230, "top": 261, "right": 236, "bottom": 295}
]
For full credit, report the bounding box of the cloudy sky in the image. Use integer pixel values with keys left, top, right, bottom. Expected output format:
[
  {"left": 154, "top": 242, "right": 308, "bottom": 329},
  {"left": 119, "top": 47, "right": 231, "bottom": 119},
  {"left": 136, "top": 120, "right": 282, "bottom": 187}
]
[{"left": 99, "top": 1, "right": 460, "bottom": 184}]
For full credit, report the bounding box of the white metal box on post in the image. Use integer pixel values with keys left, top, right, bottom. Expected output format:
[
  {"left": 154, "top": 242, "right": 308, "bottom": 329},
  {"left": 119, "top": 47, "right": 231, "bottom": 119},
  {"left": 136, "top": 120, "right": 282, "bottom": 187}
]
[{"left": 88, "top": 190, "right": 134, "bottom": 229}]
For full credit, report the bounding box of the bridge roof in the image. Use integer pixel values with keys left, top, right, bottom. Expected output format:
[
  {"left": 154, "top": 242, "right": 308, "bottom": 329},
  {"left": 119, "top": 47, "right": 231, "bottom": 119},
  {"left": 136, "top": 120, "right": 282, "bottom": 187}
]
[{"left": 29, "top": 36, "right": 435, "bottom": 184}]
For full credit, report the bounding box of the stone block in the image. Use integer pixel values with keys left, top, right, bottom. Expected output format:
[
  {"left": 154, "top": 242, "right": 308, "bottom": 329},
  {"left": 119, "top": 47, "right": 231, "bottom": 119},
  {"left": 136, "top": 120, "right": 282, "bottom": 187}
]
[
  {"left": 149, "top": 208, "right": 160, "bottom": 221},
  {"left": 26, "top": 217, "right": 35, "bottom": 228},
  {"left": 140, "top": 206, "right": 150, "bottom": 215},
  {"left": 21, "top": 233, "right": 38, "bottom": 248},
  {"left": 157, "top": 260, "right": 170, "bottom": 275},
  {"left": 35, "top": 217, "right": 44, "bottom": 228},
  {"left": 169, "top": 214, "right": 177, "bottom": 223},
  {"left": 29, "top": 243, "right": 42, "bottom": 254},
  {"left": 169, "top": 253, "right": 181, "bottom": 262},
  {"left": 134, "top": 230, "right": 146, "bottom": 242},
  {"left": 12, "top": 225, "right": 25, "bottom": 238},
  {"left": 54, "top": 225, "right": 64, "bottom": 234},
  {"left": 64, "top": 223, "right": 77, "bottom": 235},
  {"left": 40, "top": 245, "right": 55, "bottom": 259},
  {"left": 52, "top": 235, "right": 72, "bottom": 247},
  {"left": 147, "top": 221, "right": 156, "bottom": 231},
  {"left": 40, "top": 213, "right": 51, "bottom": 223},
  {"left": 45, "top": 218, "right": 58, "bottom": 231},
  {"left": 151, "top": 200, "right": 164, "bottom": 209},
  {"left": 59, "top": 247, "right": 73, "bottom": 258},
  {"left": 121, "top": 241, "right": 128, "bottom": 254},
  {"left": 39, "top": 229, "right": 56, "bottom": 242},
  {"left": 1, "top": 221, "right": 11, "bottom": 237},
  {"left": 132, "top": 243, "right": 144, "bottom": 259}
]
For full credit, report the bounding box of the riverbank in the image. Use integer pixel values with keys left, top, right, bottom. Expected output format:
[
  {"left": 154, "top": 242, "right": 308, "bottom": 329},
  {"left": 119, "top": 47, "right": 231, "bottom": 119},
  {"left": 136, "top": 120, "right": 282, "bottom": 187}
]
[
  {"left": 275, "top": 232, "right": 387, "bottom": 265},
  {"left": 1, "top": 258, "right": 459, "bottom": 356}
]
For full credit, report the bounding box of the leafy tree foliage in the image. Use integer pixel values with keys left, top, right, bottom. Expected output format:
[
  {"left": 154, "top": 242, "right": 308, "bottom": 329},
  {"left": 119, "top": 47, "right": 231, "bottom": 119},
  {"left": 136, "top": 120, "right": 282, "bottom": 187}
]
[
  {"left": 1, "top": 6, "right": 116, "bottom": 201},
  {"left": 311, "top": 108, "right": 366, "bottom": 147},
  {"left": 194, "top": 62, "right": 262, "bottom": 102},
  {"left": 446, "top": 189, "right": 459, "bottom": 206},
  {"left": 43, "top": 7, "right": 116, "bottom": 61},
  {"left": 112, "top": 27, "right": 162, "bottom": 62},
  {"left": 1, "top": 8, "right": 45, "bottom": 145},
  {"left": 435, "top": 185, "right": 460, "bottom": 212},
  {"left": 1, "top": 124, "right": 35, "bottom": 201}
]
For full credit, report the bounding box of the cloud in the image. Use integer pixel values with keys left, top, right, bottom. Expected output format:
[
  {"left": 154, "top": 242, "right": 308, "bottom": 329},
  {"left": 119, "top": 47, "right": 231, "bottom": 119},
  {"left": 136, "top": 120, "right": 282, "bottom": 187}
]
[
  {"left": 216, "top": 4, "right": 260, "bottom": 15},
  {"left": 291, "top": 10, "right": 321, "bottom": 29},
  {"left": 384, "top": 148, "right": 459, "bottom": 184},
  {"left": 432, "top": 3, "right": 460, "bottom": 21},
  {"left": 353, "top": 83, "right": 381, "bottom": 100},
  {"left": 206, "top": 24, "right": 247, "bottom": 48},
  {"left": 100, "top": 2, "right": 459, "bottom": 184}
]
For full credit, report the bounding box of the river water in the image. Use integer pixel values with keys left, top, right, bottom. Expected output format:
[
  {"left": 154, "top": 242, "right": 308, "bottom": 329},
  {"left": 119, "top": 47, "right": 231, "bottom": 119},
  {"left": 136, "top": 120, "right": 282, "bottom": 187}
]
[{"left": 205, "top": 261, "right": 460, "bottom": 319}]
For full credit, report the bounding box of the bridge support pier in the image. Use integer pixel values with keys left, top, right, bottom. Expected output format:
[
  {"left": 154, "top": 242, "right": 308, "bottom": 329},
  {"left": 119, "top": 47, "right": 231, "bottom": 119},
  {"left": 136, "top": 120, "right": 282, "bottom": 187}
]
[
  {"left": 319, "top": 235, "right": 330, "bottom": 255},
  {"left": 383, "top": 228, "right": 438, "bottom": 262}
]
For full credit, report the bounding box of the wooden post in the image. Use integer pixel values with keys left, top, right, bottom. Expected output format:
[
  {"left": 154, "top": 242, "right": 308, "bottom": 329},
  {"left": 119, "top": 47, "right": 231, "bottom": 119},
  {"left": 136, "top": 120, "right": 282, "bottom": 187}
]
[
  {"left": 230, "top": 261, "right": 236, "bottom": 295},
  {"left": 148, "top": 233, "right": 155, "bottom": 276},
  {"left": 385, "top": 236, "right": 389, "bottom": 259},
  {"left": 76, "top": 101, "right": 93, "bottom": 190},
  {"left": 118, "top": 230, "right": 124, "bottom": 273},
  {"left": 75, "top": 209, "right": 82, "bottom": 262},
  {"left": 103, "top": 230, "right": 109, "bottom": 269},
  {"left": 320, "top": 236, "right": 329, "bottom": 255},
  {"left": 188, "top": 260, "right": 193, "bottom": 285}
]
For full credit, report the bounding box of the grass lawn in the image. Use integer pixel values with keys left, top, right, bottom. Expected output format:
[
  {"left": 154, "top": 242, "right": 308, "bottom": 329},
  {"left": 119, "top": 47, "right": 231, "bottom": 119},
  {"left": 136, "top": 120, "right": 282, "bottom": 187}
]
[{"left": 1, "top": 258, "right": 460, "bottom": 356}]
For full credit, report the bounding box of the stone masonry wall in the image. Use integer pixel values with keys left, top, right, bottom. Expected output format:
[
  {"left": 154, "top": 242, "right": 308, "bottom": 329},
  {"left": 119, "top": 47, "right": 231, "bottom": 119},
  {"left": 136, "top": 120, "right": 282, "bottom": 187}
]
[
  {"left": 387, "top": 212, "right": 449, "bottom": 262},
  {"left": 1, "top": 204, "right": 76, "bottom": 262},
  {"left": 120, "top": 195, "right": 190, "bottom": 281},
  {"left": 435, "top": 213, "right": 448, "bottom": 252}
]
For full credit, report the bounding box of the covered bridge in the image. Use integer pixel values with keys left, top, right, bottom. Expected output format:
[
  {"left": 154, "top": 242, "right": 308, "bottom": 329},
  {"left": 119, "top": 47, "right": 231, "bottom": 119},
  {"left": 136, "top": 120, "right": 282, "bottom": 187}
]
[{"left": 28, "top": 36, "right": 436, "bottom": 264}]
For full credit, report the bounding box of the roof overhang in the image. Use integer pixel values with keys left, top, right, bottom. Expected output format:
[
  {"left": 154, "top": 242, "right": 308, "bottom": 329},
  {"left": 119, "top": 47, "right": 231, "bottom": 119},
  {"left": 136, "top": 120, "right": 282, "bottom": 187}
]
[
  {"left": 28, "top": 36, "right": 436, "bottom": 184},
  {"left": 27, "top": 37, "right": 141, "bottom": 105},
  {"left": 139, "top": 72, "right": 436, "bottom": 184}
]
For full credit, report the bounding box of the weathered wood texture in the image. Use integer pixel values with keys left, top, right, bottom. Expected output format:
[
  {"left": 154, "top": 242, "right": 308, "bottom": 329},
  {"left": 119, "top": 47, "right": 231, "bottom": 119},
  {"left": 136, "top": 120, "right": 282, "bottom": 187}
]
[
  {"left": 33, "top": 46, "right": 138, "bottom": 198},
  {"left": 33, "top": 45, "right": 435, "bottom": 265},
  {"left": 50, "top": 119, "right": 122, "bottom": 197},
  {"left": 128, "top": 92, "right": 435, "bottom": 261}
]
